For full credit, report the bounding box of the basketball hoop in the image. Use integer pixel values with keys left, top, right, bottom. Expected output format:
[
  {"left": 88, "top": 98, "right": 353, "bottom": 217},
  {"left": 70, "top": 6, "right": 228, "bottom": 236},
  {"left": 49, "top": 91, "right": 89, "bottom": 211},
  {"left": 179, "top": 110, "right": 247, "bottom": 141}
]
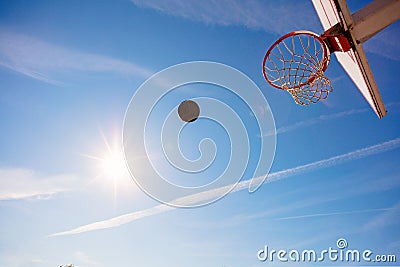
[
  {"left": 262, "top": 31, "right": 332, "bottom": 105},
  {"left": 264, "top": 0, "right": 400, "bottom": 117}
]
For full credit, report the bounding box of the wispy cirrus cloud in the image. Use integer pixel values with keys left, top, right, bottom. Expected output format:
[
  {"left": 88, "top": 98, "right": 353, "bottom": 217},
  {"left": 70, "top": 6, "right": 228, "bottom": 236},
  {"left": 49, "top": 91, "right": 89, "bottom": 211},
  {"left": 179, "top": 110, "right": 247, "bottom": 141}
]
[
  {"left": 131, "top": 0, "right": 400, "bottom": 62},
  {"left": 0, "top": 167, "right": 77, "bottom": 200},
  {"left": 265, "top": 102, "right": 400, "bottom": 137},
  {"left": 364, "top": 25, "right": 400, "bottom": 61},
  {"left": 50, "top": 137, "right": 400, "bottom": 236},
  {"left": 0, "top": 61, "right": 65, "bottom": 86},
  {"left": 0, "top": 30, "right": 153, "bottom": 85},
  {"left": 130, "top": 0, "right": 319, "bottom": 35},
  {"left": 362, "top": 201, "right": 400, "bottom": 231}
]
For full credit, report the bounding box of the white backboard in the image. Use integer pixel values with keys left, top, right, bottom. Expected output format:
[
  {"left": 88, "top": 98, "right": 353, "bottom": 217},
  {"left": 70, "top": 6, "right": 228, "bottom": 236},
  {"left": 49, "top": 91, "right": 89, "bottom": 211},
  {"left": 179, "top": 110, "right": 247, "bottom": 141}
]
[{"left": 312, "top": 0, "right": 387, "bottom": 118}]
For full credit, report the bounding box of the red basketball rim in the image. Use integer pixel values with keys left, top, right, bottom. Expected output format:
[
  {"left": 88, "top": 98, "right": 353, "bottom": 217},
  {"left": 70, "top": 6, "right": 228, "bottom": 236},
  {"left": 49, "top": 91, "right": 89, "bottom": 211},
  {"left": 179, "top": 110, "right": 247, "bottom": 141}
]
[{"left": 262, "top": 30, "right": 330, "bottom": 90}]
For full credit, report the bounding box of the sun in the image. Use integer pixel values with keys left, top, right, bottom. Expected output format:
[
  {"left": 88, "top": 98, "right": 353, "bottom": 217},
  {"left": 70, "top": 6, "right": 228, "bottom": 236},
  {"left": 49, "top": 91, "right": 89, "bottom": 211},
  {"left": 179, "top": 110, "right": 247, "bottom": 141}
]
[
  {"left": 83, "top": 132, "right": 132, "bottom": 188},
  {"left": 82, "top": 136, "right": 133, "bottom": 206},
  {"left": 99, "top": 150, "right": 129, "bottom": 183}
]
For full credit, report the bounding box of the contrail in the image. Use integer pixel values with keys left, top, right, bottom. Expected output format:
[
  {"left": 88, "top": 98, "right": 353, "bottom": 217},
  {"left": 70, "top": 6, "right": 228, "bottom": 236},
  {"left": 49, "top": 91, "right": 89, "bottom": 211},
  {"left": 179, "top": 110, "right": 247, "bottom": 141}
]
[
  {"left": 275, "top": 109, "right": 368, "bottom": 135},
  {"left": 50, "top": 137, "right": 400, "bottom": 237},
  {"left": 275, "top": 207, "right": 398, "bottom": 221},
  {"left": 265, "top": 102, "right": 400, "bottom": 136},
  {"left": 261, "top": 108, "right": 368, "bottom": 137}
]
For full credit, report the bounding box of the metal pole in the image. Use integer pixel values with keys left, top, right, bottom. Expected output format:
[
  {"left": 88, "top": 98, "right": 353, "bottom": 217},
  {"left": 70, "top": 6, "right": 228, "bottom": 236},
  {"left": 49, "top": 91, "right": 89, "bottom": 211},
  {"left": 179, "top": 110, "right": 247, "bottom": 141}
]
[{"left": 352, "top": 0, "right": 400, "bottom": 44}]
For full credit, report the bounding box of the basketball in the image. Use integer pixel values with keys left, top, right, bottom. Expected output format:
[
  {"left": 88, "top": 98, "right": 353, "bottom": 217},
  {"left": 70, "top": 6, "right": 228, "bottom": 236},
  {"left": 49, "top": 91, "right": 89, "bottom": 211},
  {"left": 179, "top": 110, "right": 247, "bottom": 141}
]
[{"left": 178, "top": 100, "right": 200, "bottom": 122}]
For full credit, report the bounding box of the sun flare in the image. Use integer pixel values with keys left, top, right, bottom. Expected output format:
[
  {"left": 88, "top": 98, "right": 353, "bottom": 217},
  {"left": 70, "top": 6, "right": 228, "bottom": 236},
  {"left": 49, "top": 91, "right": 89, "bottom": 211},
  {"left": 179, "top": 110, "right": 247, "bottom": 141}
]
[
  {"left": 100, "top": 150, "right": 129, "bottom": 183},
  {"left": 83, "top": 132, "right": 132, "bottom": 188}
]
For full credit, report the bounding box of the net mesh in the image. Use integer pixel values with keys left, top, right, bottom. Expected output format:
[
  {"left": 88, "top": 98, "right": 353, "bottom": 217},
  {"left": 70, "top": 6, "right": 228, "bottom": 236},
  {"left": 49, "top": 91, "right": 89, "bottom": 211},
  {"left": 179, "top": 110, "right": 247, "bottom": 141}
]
[
  {"left": 288, "top": 73, "right": 332, "bottom": 105},
  {"left": 263, "top": 32, "right": 332, "bottom": 105}
]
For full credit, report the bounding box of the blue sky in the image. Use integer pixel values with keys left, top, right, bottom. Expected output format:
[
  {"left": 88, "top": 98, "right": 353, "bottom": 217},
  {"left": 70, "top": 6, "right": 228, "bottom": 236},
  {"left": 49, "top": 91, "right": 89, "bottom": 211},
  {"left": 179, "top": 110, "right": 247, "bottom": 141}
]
[{"left": 0, "top": 0, "right": 399, "bottom": 266}]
